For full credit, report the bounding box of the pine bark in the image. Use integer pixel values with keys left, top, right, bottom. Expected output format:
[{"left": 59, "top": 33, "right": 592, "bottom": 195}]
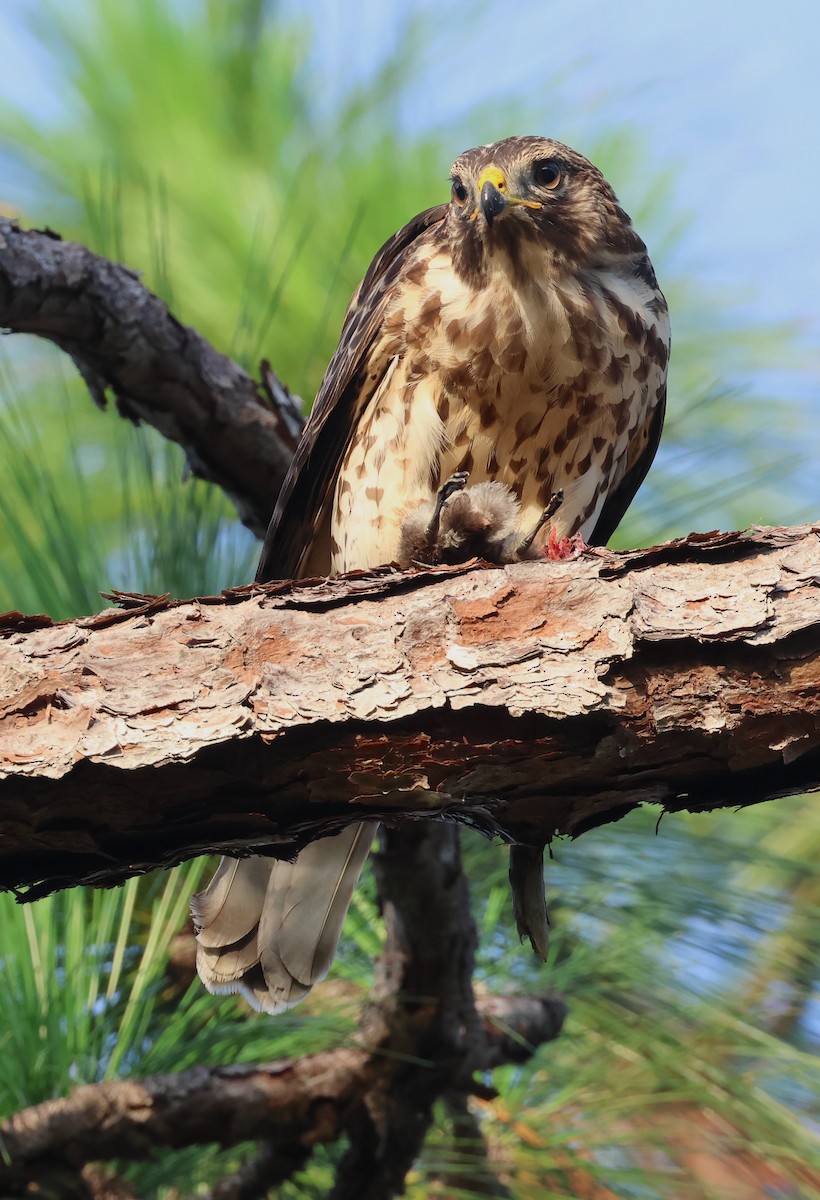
[{"left": 1, "top": 524, "right": 818, "bottom": 900}]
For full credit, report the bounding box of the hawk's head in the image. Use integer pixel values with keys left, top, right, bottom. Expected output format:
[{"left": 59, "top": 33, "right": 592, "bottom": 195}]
[{"left": 447, "top": 135, "right": 645, "bottom": 280}]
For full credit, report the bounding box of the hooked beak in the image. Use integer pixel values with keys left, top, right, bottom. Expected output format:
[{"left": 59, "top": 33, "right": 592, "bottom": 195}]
[
  {"left": 478, "top": 165, "right": 509, "bottom": 226},
  {"left": 480, "top": 179, "right": 508, "bottom": 225},
  {"left": 476, "top": 164, "right": 541, "bottom": 226}
]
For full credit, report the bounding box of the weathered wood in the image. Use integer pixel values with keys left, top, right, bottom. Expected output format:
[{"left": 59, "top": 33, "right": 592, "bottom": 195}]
[
  {"left": 0, "top": 219, "right": 302, "bottom": 537},
  {"left": 1, "top": 524, "right": 817, "bottom": 899}
]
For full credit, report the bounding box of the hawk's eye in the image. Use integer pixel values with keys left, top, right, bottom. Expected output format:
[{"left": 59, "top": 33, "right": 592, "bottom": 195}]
[
  {"left": 451, "top": 178, "right": 468, "bottom": 206},
  {"left": 533, "top": 160, "right": 562, "bottom": 189}
]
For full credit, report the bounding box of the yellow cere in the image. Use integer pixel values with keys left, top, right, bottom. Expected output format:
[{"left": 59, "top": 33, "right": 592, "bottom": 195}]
[
  {"left": 477, "top": 165, "right": 508, "bottom": 193},
  {"left": 476, "top": 164, "right": 542, "bottom": 213}
]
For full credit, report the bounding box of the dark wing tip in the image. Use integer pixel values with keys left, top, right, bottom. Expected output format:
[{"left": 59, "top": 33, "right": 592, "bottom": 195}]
[{"left": 256, "top": 204, "right": 450, "bottom": 583}]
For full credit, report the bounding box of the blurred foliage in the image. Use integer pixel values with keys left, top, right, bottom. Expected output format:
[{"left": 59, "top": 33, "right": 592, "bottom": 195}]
[
  {"left": 0, "top": 346, "right": 259, "bottom": 616},
  {"left": 0, "top": 1, "right": 817, "bottom": 1197}
]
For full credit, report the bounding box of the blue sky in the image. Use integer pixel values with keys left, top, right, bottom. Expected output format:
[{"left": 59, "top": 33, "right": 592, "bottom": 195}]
[
  {"left": 308, "top": 0, "right": 820, "bottom": 505},
  {"left": 2, "top": 0, "right": 817, "bottom": 340},
  {"left": 1, "top": 0, "right": 817, "bottom": 510},
  {"left": 308, "top": 0, "right": 820, "bottom": 363}
]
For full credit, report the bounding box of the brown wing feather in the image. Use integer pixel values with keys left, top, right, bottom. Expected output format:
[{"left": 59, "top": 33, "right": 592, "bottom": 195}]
[
  {"left": 589, "top": 385, "right": 667, "bottom": 547},
  {"left": 256, "top": 204, "right": 449, "bottom": 583}
]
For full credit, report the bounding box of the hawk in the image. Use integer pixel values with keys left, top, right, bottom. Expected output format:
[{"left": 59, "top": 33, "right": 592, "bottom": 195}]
[{"left": 193, "top": 135, "right": 670, "bottom": 1013}]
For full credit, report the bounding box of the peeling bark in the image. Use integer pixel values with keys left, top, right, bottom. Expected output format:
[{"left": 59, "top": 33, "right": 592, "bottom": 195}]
[
  {"left": 0, "top": 219, "right": 302, "bottom": 537},
  {"left": 0, "top": 524, "right": 817, "bottom": 899}
]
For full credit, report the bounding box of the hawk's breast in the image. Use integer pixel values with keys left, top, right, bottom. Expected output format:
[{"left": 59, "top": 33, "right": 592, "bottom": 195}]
[{"left": 332, "top": 241, "right": 668, "bottom": 572}]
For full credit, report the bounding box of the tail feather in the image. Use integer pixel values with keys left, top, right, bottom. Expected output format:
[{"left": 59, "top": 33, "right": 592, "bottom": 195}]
[
  {"left": 192, "top": 856, "right": 272, "bottom": 948},
  {"left": 259, "top": 821, "right": 378, "bottom": 988},
  {"left": 238, "top": 963, "right": 312, "bottom": 1014},
  {"left": 192, "top": 822, "right": 378, "bottom": 1014},
  {"left": 196, "top": 928, "right": 261, "bottom": 988},
  {"left": 509, "top": 843, "right": 550, "bottom": 961},
  {"left": 243, "top": 974, "right": 312, "bottom": 1014}
]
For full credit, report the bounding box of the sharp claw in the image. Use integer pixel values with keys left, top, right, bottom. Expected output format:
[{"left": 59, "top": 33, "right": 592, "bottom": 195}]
[
  {"left": 424, "top": 470, "right": 471, "bottom": 549},
  {"left": 438, "top": 470, "right": 470, "bottom": 503},
  {"left": 515, "top": 488, "right": 564, "bottom": 559}
]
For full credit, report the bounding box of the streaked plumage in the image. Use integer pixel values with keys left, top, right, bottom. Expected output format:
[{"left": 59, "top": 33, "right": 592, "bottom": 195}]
[{"left": 194, "top": 135, "right": 670, "bottom": 1012}]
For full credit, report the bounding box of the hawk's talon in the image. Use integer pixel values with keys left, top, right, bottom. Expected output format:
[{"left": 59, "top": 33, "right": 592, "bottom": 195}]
[
  {"left": 434, "top": 470, "right": 470, "bottom": 513},
  {"left": 514, "top": 488, "right": 564, "bottom": 559},
  {"left": 426, "top": 470, "right": 470, "bottom": 544}
]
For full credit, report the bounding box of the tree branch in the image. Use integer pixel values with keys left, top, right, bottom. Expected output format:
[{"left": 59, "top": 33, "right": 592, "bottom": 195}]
[
  {"left": 204, "top": 1141, "right": 310, "bottom": 1200},
  {"left": 0, "top": 523, "right": 817, "bottom": 899},
  {"left": 0, "top": 219, "right": 302, "bottom": 537},
  {"left": 0, "top": 992, "right": 563, "bottom": 1190},
  {"left": 330, "top": 824, "right": 482, "bottom": 1199}
]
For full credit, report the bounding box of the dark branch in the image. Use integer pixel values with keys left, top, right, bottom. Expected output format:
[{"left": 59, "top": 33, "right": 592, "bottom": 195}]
[
  {"left": 0, "top": 219, "right": 303, "bottom": 537},
  {"left": 331, "top": 825, "right": 483, "bottom": 1199},
  {"left": 205, "top": 1141, "right": 311, "bottom": 1200},
  {"left": 438, "top": 1093, "right": 513, "bottom": 1198},
  {"left": 330, "top": 825, "right": 563, "bottom": 1200},
  {"left": 0, "top": 991, "right": 563, "bottom": 1191}
]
